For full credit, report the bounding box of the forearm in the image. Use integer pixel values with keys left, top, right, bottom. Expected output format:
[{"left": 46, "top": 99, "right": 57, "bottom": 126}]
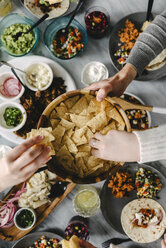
[
  {"left": 127, "top": 10, "right": 166, "bottom": 75},
  {"left": 133, "top": 125, "right": 166, "bottom": 163}
]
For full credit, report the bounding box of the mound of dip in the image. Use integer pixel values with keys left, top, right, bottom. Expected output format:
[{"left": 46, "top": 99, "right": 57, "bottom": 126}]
[
  {"left": 25, "top": 63, "right": 53, "bottom": 90},
  {"left": 1, "top": 23, "right": 36, "bottom": 55}
]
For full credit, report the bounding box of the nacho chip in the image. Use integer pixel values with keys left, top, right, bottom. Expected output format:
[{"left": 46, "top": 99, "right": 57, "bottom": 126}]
[
  {"left": 66, "top": 129, "right": 74, "bottom": 138},
  {"left": 100, "top": 120, "right": 117, "bottom": 135},
  {"left": 75, "top": 152, "right": 90, "bottom": 158},
  {"left": 70, "top": 96, "right": 88, "bottom": 114},
  {"left": 64, "top": 95, "right": 80, "bottom": 109},
  {"left": 50, "top": 118, "right": 60, "bottom": 129},
  {"left": 50, "top": 109, "right": 58, "bottom": 119},
  {"left": 60, "top": 118, "right": 75, "bottom": 130},
  {"left": 106, "top": 107, "right": 124, "bottom": 124},
  {"left": 56, "top": 102, "right": 68, "bottom": 118},
  {"left": 52, "top": 125, "right": 65, "bottom": 149},
  {"left": 72, "top": 134, "right": 87, "bottom": 146},
  {"left": 27, "top": 127, "right": 55, "bottom": 156},
  {"left": 78, "top": 144, "right": 91, "bottom": 152},
  {"left": 56, "top": 145, "right": 74, "bottom": 168},
  {"left": 85, "top": 127, "right": 94, "bottom": 140},
  {"left": 65, "top": 136, "right": 78, "bottom": 153},
  {"left": 70, "top": 114, "right": 91, "bottom": 128},
  {"left": 87, "top": 111, "right": 108, "bottom": 132}
]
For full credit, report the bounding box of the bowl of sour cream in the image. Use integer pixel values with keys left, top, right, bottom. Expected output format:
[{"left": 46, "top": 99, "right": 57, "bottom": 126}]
[
  {"left": 24, "top": 62, "right": 53, "bottom": 91},
  {"left": 81, "top": 61, "right": 109, "bottom": 86}
]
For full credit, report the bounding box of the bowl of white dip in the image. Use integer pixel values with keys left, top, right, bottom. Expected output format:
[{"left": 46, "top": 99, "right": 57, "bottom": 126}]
[
  {"left": 81, "top": 61, "right": 109, "bottom": 85},
  {"left": 24, "top": 63, "right": 53, "bottom": 91}
]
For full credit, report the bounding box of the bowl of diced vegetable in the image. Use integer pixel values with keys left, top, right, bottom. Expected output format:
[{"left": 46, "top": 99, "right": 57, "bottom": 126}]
[
  {"left": 14, "top": 207, "right": 36, "bottom": 231},
  {"left": 0, "top": 13, "right": 39, "bottom": 57},
  {"left": 44, "top": 16, "right": 88, "bottom": 60},
  {"left": 0, "top": 102, "right": 27, "bottom": 132}
]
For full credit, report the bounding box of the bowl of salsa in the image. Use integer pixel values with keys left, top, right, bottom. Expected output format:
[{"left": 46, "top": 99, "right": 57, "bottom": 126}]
[{"left": 44, "top": 17, "right": 88, "bottom": 60}]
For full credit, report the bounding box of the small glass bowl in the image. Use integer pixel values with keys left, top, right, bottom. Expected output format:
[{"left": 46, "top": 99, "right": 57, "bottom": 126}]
[
  {"left": 0, "top": 13, "right": 39, "bottom": 57},
  {"left": 44, "top": 17, "right": 88, "bottom": 60},
  {"left": 85, "top": 6, "right": 110, "bottom": 38}
]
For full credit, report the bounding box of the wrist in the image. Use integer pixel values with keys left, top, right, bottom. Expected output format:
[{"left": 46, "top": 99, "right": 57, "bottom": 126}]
[
  {"left": 132, "top": 132, "right": 140, "bottom": 162},
  {"left": 119, "top": 63, "right": 137, "bottom": 86}
]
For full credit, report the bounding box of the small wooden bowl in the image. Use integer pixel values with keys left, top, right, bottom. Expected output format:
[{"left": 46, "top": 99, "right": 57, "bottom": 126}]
[{"left": 37, "top": 90, "right": 131, "bottom": 184}]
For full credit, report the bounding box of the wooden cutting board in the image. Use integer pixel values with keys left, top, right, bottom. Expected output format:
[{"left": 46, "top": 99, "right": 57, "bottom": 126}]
[{"left": 0, "top": 179, "right": 76, "bottom": 241}]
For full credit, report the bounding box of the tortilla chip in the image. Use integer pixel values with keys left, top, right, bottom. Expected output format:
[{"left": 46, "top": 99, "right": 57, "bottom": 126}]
[
  {"left": 50, "top": 109, "right": 58, "bottom": 119},
  {"left": 60, "top": 118, "right": 75, "bottom": 130},
  {"left": 87, "top": 111, "right": 108, "bottom": 132},
  {"left": 106, "top": 107, "right": 124, "bottom": 124},
  {"left": 65, "top": 136, "right": 78, "bottom": 154},
  {"left": 52, "top": 125, "right": 65, "bottom": 150},
  {"left": 27, "top": 127, "right": 55, "bottom": 156},
  {"left": 56, "top": 102, "right": 68, "bottom": 118},
  {"left": 76, "top": 157, "right": 87, "bottom": 174},
  {"left": 50, "top": 118, "right": 60, "bottom": 129},
  {"left": 75, "top": 152, "right": 90, "bottom": 158},
  {"left": 78, "top": 144, "right": 91, "bottom": 152},
  {"left": 116, "top": 121, "right": 125, "bottom": 131},
  {"left": 70, "top": 114, "right": 91, "bottom": 128},
  {"left": 72, "top": 134, "right": 87, "bottom": 146},
  {"left": 100, "top": 120, "right": 117, "bottom": 135},
  {"left": 85, "top": 127, "right": 94, "bottom": 140},
  {"left": 64, "top": 95, "right": 80, "bottom": 109},
  {"left": 56, "top": 145, "right": 74, "bottom": 168},
  {"left": 70, "top": 96, "right": 88, "bottom": 114},
  {"left": 66, "top": 129, "right": 74, "bottom": 138},
  {"left": 84, "top": 94, "right": 95, "bottom": 103}
]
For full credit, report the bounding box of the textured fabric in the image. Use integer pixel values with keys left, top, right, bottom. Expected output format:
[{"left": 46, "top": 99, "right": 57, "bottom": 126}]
[
  {"left": 133, "top": 125, "right": 166, "bottom": 163},
  {"left": 127, "top": 10, "right": 166, "bottom": 75}
]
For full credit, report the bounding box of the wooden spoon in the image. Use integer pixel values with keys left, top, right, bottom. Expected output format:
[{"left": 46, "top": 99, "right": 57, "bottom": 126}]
[{"left": 112, "top": 97, "right": 166, "bottom": 115}]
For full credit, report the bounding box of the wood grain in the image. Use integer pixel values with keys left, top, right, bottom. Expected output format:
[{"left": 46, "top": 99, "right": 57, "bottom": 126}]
[{"left": 0, "top": 180, "right": 75, "bottom": 241}]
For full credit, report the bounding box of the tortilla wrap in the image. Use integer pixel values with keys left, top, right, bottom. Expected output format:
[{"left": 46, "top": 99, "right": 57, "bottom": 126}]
[
  {"left": 121, "top": 199, "right": 166, "bottom": 243},
  {"left": 24, "top": 0, "right": 70, "bottom": 19},
  {"left": 141, "top": 21, "right": 166, "bottom": 71}
]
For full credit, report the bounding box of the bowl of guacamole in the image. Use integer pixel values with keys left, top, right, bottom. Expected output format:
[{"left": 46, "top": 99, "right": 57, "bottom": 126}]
[{"left": 0, "top": 13, "right": 39, "bottom": 56}]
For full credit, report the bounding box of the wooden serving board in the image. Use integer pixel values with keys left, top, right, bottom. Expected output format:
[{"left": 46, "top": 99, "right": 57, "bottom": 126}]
[{"left": 0, "top": 179, "right": 76, "bottom": 241}]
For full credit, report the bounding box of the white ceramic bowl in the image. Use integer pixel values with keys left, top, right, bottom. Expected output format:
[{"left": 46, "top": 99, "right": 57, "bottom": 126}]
[
  {"left": 81, "top": 61, "right": 109, "bottom": 86},
  {"left": 124, "top": 91, "right": 151, "bottom": 128},
  {"left": 24, "top": 62, "right": 53, "bottom": 91},
  {"left": 14, "top": 207, "right": 36, "bottom": 231},
  {"left": 0, "top": 102, "right": 27, "bottom": 132},
  {"left": 0, "top": 72, "right": 25, "bottom": 101}
]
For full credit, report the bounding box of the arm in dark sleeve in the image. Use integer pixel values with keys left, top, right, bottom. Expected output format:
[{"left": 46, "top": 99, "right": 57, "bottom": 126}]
[{"left": 127, "top": 10, "right": 166, "bottom": 75}]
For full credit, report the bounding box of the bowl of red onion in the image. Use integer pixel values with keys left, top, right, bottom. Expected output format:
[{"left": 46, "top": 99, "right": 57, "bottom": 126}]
[{"left": 0, "top": 72, "right": 25, "bottom": 101}]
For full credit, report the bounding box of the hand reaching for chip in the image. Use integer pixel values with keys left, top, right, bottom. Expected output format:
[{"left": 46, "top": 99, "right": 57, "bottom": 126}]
[
  {"left": 89, "top": 130, "right": 140, "bottom": 162},
  {"left": 85, "top": 63, "right": 137, "bottom": 101},
  {"left": 0, "top": 136, "right": 51, "bottom": 192}
]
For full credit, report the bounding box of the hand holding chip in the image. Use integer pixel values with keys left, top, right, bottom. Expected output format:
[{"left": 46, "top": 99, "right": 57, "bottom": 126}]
[
  {"left": 85, "top": 63, "right": 137, "bottom": 101},
  {"left": 89, "top": 130, "right": 140, "bottom": 162},
  {"left": 0, "top": 135, "right": 51, "bottom": 192}
]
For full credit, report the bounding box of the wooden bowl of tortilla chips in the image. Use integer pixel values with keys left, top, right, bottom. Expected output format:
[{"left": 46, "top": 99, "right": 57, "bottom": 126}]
[{"left": 37, "top": 90, "right": 131, "bottom": 184}]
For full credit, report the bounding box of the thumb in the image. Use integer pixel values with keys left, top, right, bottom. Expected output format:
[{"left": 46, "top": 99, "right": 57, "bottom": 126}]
[{"left": 96, "top": 88, "right": 109, "bottom": 101}]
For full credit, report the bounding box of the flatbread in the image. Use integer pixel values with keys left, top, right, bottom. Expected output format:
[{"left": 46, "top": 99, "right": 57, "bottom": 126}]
[
  {"left": 25, "top": 0, "right": 70, "bottom": 19},
  {"left": 121, "top": 199, "right": 166, "bottom": 243}
]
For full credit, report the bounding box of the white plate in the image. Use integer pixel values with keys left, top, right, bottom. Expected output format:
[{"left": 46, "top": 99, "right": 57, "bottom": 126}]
[{"left": 0, "top": 55, "right": 76, "bottom": 144}]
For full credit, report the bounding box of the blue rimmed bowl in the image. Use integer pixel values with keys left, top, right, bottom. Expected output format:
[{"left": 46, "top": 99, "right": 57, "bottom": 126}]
[
  {"left": 0, "top": 13, "right": 39, "bottom": 57},
  {"left": 44, "top": 17, "right": 88, "bottom": 60}
]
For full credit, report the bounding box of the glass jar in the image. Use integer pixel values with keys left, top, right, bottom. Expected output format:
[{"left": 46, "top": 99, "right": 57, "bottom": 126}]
[
  {"left": 73, "top": 186, "right": 101, "bottom": 218},
  {"left": 84, "top": 6, "right": 109, "bottom": 38},
  {"left": 0, "top": 0, "right": 12, "bottom": 17}
]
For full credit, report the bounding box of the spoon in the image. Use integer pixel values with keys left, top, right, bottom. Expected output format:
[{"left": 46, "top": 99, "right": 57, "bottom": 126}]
[
  {"left": 11, "top": 68, "right": 29, "bottom": 91},
  {"left": 55, "top": 0, "right": 84, "bottom": 39},
  {"left": 12, "top": 13, "right": 49, "bottom": 41},
  {"left": 1, "top": 60, "right": 37, "bottom": 82},
  {"left": 146, "top": 0, "right": 154, "bottom": 21}
]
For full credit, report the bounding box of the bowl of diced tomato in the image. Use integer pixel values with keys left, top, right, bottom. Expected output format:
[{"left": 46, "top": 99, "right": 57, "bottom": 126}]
[{"left": 44, "top": 17, "right": 88, "bottom": 60}]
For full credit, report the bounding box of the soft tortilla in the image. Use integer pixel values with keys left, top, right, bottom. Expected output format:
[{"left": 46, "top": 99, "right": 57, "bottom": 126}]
[
  {"left": 24, "top": 0, "right": 70, "bottom": 19},
  {"left": 121, "top": 199, "right": 166, "bottom": 243}
]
